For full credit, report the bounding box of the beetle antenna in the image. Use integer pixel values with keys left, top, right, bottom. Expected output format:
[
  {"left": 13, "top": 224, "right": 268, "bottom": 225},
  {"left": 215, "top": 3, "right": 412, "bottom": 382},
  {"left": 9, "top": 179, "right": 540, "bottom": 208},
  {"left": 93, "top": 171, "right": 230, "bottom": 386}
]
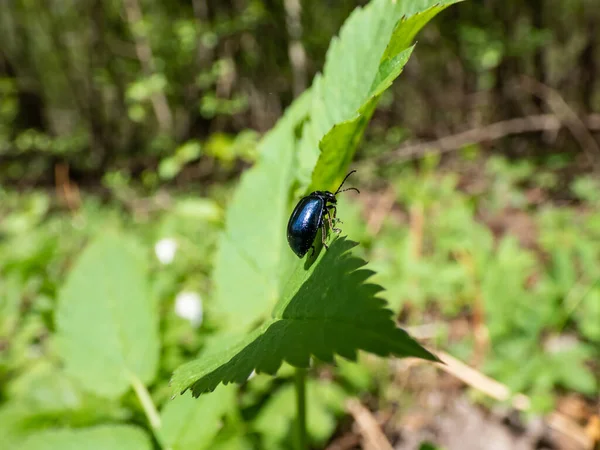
[
  {"left": 337, "top": 187, "right": 360, "bottom": 194},
  {"left": 335, "top": 170, "right": 358, "bottom": 195}
]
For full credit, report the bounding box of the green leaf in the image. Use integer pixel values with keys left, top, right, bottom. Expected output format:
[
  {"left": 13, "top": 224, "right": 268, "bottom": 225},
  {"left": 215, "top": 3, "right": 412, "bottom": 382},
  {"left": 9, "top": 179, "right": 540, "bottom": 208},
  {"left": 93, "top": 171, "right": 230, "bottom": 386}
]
[
  {"left": 0, "top": 364, "right": 125, "bottom": 449},
  {"left": 7, "top": 360, "right": 125, "bottom": 422},
  {"left": 159, "top": 385, "right": 236, "bottom": 450},
  {"left": 172, "top": 238, "right": 436, "bottom": 396},
  {"left": 578, "top": 288, "right": 600, "bottom": 342},
  {"left": 335, "top": 356, "right": 374, "bottom": 392},
  {"left": 211, "top": 89, "right": 311, "bottom": 330},
  {"left": 552, "top": 345, "right": 597, "bottom": 394},
  {"left": 19, "top": 425, "right": 152, "bottom": 450},
  {"left": 299, "top": 0, "right": 461, "bottom": 192},
  {"left": 0, "top": 403, "right": 36, "bottom": 449},
  {"left": 211, "top": 436, "right": 253, "bottom": 450},
  {"left": 8, "top": 361, "right": 85, "bottom": 411},
  {"left": 56, "top": 233, "right": 159, "bottom": 399},
  {"left": 210, "top": 0, "right": 461, "bottom": 332},
  {"left": 0, "top": 274, "right": 21, "bottom": 337}
]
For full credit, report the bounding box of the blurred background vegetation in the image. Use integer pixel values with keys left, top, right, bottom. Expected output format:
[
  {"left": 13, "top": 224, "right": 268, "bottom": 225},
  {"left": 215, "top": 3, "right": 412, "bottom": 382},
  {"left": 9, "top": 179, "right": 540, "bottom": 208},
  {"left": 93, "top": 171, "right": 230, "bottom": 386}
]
[
  {"left": 2, "top": 0, "right": 599, "bottom": 187},
  {"left": 1, "top": 0, "right": 599, "bottom": 449}
]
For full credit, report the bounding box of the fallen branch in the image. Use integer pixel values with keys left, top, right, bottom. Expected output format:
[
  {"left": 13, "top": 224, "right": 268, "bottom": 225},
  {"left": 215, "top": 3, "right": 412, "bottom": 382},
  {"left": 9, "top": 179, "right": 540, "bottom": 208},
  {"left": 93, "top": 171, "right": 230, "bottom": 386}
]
[
  {"left": 434, "top": 350, "right": 531, "bottom": 411},
  {"left": 346, "top": 398, "right": 394, "bottom": 450},
  {"left": 394, "top": 349, "right": 595, "bottom": 450},
  {"left": 521, "top": 76, "right": 600, "bottom": 171},
  {"left": 378, "top": 113, "right": 600, "bottom": 164},
  {"left": 324, "top": 432, "right": 361, "bottom": 450}
]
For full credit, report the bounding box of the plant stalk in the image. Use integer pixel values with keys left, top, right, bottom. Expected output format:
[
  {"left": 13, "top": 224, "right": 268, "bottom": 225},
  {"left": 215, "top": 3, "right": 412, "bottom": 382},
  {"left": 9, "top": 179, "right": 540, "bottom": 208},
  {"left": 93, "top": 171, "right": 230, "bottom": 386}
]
[
  {"left": 294, "top": 368, "right": 307, "bottom": 450},
  {"left": 130, "top": 373, "right": 162, "bottom": 432}
]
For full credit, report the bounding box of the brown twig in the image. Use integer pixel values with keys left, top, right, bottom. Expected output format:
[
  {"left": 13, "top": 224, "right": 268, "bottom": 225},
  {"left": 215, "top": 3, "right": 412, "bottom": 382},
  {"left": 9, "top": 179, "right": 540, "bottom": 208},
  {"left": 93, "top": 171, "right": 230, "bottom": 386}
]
[
  {"left": 395, "top": 349, "right": 594, "bottom": 449},
  {"left": 547, "top": 412, "right": 595, "bottom": 450},
  {"left": 584, "top": 415, "right": 600, "bottom": 444},
  {"left": 54, "top": 163, "right": 81, "bottom": 212},
  {"left": 325, "top": 432, "right": 361, "bottom": 450},
  {"left": 378, "top": 114, "right": 600, "bottom": 164},
  {"left": 346, "top": 398, "right": 394, "bottom": 450},
  {"left": 521, "top": 76, "right": 600, "bottom": 170},
  {"left": 433, "top": 350, "right": 531, "bottom": 411}
]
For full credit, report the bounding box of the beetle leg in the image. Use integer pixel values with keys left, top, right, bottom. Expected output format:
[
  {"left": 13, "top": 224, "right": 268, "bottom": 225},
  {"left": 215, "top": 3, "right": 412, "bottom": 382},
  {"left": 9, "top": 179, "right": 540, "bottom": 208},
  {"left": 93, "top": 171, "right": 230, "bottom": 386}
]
[
  {"left": 321, "top": 222, "right": 329, "bottom": 249},
  {"left": 325, "top": 208, "right": 333, "bottom": 228},
  {"left": 327, "top": 205, "right": 343, "bottom": 225},
  {"left": 326, "top": 207, "right": 342, "bottom": 234}
]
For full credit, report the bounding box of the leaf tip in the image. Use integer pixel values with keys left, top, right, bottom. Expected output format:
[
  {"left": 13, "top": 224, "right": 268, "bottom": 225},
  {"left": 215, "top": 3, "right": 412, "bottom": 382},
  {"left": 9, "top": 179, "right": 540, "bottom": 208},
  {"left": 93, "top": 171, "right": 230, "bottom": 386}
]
[{"left": 425, "top": 348, "right": 443, "bottom": 364}]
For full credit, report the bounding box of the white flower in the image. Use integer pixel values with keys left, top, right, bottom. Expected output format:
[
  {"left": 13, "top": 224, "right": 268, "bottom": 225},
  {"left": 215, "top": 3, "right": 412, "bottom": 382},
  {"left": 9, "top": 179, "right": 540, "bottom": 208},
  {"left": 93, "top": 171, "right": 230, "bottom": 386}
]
[
  {"left": 155, "top": 238, "right": 178, "bottom": 264},
  {"left": 174, "top": 291, "right": 203, "bottom": 327}
]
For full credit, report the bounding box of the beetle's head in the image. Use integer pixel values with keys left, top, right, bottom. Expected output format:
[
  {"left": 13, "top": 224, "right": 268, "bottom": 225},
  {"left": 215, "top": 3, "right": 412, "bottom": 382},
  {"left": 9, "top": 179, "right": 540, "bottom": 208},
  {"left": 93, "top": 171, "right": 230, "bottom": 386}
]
[{"left": 321, "top": 191, "right": 337, "bottom": 203}]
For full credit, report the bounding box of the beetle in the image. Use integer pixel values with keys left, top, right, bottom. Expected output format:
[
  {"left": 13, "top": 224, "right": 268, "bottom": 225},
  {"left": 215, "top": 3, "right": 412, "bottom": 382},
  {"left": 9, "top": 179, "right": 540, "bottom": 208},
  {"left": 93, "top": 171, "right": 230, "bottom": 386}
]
[{"left": 287, "top": 170, "right": 359, "bottom": 258}]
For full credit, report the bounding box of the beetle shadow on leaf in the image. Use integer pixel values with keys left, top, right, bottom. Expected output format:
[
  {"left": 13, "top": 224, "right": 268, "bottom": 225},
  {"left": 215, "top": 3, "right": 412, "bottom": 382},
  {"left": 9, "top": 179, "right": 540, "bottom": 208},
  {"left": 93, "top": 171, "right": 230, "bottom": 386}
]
[{"left": 304, "top": 228, "right": 325, "bottom": 270}]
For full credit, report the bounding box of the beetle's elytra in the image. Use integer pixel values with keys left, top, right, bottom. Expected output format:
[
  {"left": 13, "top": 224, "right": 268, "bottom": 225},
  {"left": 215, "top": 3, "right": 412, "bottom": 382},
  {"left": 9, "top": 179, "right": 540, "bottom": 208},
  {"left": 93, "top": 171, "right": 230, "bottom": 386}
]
[{"left": 286, "top": 170, "right": 359, "bottom": 258}]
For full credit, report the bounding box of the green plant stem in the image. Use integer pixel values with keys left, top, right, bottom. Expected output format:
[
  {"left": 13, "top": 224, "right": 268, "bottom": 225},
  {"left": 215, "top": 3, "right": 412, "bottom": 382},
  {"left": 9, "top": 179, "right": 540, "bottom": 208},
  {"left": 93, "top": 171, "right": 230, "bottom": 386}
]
[
  {"left": 294, "top": 368, "right": 307, "bottom": 450},
  {"left": 130, "top": 373, "right": 162, "bottom": 432}
]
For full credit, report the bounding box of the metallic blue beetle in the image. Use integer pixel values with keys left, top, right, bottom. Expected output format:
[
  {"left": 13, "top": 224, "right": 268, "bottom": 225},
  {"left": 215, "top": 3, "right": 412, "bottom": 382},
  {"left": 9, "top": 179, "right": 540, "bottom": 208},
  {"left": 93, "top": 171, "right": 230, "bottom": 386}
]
[{"left": 287, "top": 170, "right": 359, "bottom": 258}]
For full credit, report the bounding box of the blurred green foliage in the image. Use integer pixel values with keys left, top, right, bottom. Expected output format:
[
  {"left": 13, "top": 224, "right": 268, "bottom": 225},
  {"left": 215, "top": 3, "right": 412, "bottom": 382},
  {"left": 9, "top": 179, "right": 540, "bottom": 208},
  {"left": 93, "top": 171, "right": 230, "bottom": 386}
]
[
  {"left": 1, "top": 0, "right": 600, "bottom": 448},
  {"left": 368, "top": 155, "right": 599, "bottom": 410},
  {"left": 2, "top": 153, "right": 599, "bottom": 448},
  {"left": 2, "top": 0, "right": 599, "bottom": 184}
]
